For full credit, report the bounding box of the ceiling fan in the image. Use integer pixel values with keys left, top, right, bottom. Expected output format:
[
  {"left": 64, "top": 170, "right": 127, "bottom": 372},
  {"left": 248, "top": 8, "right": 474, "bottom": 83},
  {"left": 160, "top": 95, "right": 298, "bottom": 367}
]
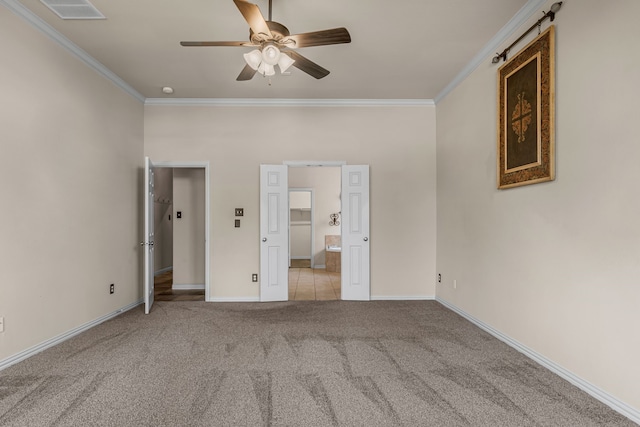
[{"left": 180, "top": 0, "right": 351, "bottom": 81}]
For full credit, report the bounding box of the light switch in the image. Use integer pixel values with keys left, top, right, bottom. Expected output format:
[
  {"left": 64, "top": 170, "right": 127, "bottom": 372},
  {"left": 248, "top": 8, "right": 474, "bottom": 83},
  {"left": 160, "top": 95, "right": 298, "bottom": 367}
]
[{"left": 235, "top": 219, "right": 240, "bottom": 228}]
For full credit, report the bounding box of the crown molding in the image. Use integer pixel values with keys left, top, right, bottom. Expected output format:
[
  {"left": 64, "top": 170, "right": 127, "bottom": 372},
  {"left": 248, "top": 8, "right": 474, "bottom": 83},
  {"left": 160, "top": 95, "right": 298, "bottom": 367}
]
[
  {"left": 434, "top": 0, "right": 547, "bottom": 104},
  {"left": 144, "top": 98, "right": 434, "bottom": 107},
  {"left": 1, "top": 0, "right": 145, "bottom": 103}
]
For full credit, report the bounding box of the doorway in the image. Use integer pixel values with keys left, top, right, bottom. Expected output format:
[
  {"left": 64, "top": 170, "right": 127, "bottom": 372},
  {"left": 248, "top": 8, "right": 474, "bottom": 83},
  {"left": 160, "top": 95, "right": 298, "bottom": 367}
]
[
  {"left": 153, "top": 168, "right": 206, "bottom": 302},
  {"left": 289, "top": 188, "right": 314, "bottom": 269},
  {"left": 143, "top": 159, "right": 210, "bottom": 314},
  {"left": 259, "top": 162, "right": 370, "bottom": 303},
  {"left": 288, "top": 168, "right": 341, "bottom": 301}
]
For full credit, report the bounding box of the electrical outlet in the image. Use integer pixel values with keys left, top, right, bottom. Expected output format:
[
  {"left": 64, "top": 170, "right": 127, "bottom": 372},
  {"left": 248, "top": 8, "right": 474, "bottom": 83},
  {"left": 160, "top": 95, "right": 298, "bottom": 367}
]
[
  {"left": 110, "top": 284, "right": 115, "bottom": 294},
  {"left": 252, "top": 274, "right": 258, "bottom": 282},
  {"left": 438, "top": 273, "right": 441, "bottom": 283},
  {"left": 0, "top": 317, "right": 4, "bottom": 333}
]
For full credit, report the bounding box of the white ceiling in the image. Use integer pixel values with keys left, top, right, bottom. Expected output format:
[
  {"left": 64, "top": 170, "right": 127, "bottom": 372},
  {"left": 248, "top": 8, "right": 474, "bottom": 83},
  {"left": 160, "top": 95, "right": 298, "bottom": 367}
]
[{"left": 11, "top": 0, "right": 535, "bottom": 100}]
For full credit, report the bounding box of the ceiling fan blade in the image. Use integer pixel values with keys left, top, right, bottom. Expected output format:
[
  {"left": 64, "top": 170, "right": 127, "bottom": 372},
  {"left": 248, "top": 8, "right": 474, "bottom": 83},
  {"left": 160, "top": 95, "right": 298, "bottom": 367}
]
[
  {"left": 236, "top": 64, "right": 257, "bottom": 81},
  {"left": 284, "top": 51, "right": 330, "bottom": 79},
  {"left": 284, "top": 28, "right": 351, "bottom": 48},
  {"left": 233, "top": 0, "right": 273, "bottom": 39},
  {"left": 180, "top": 41, "right": 254, "bottom": 47}
]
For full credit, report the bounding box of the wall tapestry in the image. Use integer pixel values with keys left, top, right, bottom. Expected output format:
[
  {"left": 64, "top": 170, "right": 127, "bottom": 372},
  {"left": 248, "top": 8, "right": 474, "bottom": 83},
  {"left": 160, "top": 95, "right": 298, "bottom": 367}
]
[{"left": 497, "top": 25, "right": 555, "bottom": 189}]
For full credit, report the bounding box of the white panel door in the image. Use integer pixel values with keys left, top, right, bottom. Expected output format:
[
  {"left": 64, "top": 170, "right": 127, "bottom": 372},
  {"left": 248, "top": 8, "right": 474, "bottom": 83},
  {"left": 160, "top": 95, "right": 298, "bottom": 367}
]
[
  {"left": 143, "top": 157, "right": 155, "bottom": 314},
  {"left": 260, "top": 165, "right": 289, "bottom": 302},
  {"left": 341, "top": 165, "right": 370, "bottom": 300}
]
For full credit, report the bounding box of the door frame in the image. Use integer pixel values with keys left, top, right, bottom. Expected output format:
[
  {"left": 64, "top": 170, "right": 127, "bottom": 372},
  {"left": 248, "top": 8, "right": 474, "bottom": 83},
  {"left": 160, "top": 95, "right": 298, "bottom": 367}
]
[
  {"left": 281, "top": 160, "right": 371, "bottom": 301},
  {"left": 153, "top": 161, "right": 211, "bottom": 302},
  {"left": 288, "top": 188, "right": 314, "bottom": 269},
  {"left": 144, "top": 157, "right": 155, "bottom": 314}
]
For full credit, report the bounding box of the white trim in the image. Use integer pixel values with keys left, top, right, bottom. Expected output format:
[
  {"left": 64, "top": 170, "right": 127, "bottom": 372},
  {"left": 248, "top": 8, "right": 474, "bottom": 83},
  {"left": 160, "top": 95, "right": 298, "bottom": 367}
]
[
  {"left": 0, "top": 0, "right": 145, "bottom": 103},
  {"left": 313, "top": 265, "right": 326, "bottom": 270},
  {"left": 436, "top": 297, "right": 640, "bottom": 425},
  {"left": 0, "top": 299, "right": 142, "bottom": 372},
  {"left": 434, "top": 0, "right": 547, "bottom": 103},
  {"left": 154, "top": 266, "right": 173, "bottom": 276},
  {"left": 144, "top": 98, "right": 434, "bottom": 107},
  {"left": 152, "top": 161, "right": 208, "bottom": 168},
  {"left": 284, "top": 160, "right": 346, "bottom": 167},
  {"left": 371, "top": 295, "right": 436, "bottom": 301},
  {"left": 209, "top": 297, "right": 260, "bottom": 302},
  {"left": 150, "top": 161, "right": 211, "bottom": 302},
  {"left": 172, "top": 283, "right": 205, "bottom": 290},
  {"left": 290, "top": 256, "right": 312, "bottom": 260}
]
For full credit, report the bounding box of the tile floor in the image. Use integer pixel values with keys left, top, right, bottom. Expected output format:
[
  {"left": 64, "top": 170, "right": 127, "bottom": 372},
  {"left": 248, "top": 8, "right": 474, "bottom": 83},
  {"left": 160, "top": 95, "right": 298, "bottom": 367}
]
[{"left": 289, "top": 267, "right": 341, "bottom": 301}]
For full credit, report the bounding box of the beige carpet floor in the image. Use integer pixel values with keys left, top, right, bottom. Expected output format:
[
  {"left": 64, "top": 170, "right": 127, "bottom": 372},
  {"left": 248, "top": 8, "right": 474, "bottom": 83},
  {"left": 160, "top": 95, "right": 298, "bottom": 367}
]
[{"left": 0, "top": 301, "right": 635, "bottom": 426}]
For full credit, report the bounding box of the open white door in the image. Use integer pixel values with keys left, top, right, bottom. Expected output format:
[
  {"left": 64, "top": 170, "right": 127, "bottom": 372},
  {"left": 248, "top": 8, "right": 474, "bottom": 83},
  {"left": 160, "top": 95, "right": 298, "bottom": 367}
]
[
  {"left": 143, "top": 157, "right": 155, "bottom": 314},
  {"left": 341, "top": 165, "right": 370, "bottom": 300},
  {"left": 260, "top": 165, "right": 289, "bottom": 302}
]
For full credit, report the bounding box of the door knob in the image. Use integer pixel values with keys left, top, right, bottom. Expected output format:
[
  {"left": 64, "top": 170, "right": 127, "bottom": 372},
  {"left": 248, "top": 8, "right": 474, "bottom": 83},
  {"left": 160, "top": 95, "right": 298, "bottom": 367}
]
[
  {"left": 262, "top": 237, "right": 267, "bottom": 242},
  {"left": 363, "top": 237, "right": 369, "bottom": 242}
]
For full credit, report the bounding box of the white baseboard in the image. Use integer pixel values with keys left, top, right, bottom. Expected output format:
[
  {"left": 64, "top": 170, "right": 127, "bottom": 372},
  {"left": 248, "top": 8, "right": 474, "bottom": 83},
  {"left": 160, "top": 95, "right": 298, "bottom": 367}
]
[
  {"left": 314, "top": 265, "right": 326, "bottom": 269},
  {"left": 371, "top": 295, "right": 436, "bottom": 301},
  {"left": 209, "top": 297, "right": 260, "bottom": 302},
  {"left": 172, "top": 283, "right": 205, "bottom": 290},
  {"left": 435, "top": 297, "right": 640, "bottom": 425},
  {"left": 154, "top": 266, "right": 173, "bottom": 276},
  {"left": 0, "top": 299, "right": 143, "bottom": 372},
  {"left": 290, "top": 256, "right": 311, "bottom": 260}
]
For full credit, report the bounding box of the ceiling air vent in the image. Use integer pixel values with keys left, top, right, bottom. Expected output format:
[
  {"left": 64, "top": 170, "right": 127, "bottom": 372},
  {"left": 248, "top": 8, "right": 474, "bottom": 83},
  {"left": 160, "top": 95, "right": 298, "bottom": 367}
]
[{"left": 40, "top": 0, "right": 105, "bottom": 20}]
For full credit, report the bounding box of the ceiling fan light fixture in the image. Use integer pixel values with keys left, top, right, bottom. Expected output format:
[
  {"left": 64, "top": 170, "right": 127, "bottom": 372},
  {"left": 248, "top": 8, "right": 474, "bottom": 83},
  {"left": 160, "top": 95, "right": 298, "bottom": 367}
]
[
  {"left": 258, "top": 62, "right": 276, "bottom": 76},
  {"left": 243, "top": 49, "right": 262, "bottom": 70},
  {"left": 261, "top": 44, "right": 281, "bottom": 66},
  {"left": 181, "top": 0, "right": 351, "bottom": 81},
  {"left": 277, "top": 54, "right": 295, "bottom": 73}
]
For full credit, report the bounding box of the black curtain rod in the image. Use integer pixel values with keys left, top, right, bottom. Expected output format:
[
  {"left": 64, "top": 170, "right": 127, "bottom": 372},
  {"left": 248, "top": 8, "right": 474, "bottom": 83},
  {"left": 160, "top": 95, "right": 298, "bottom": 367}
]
[{"left": 492, "top": 2, "right": 562, "bottom": 64}]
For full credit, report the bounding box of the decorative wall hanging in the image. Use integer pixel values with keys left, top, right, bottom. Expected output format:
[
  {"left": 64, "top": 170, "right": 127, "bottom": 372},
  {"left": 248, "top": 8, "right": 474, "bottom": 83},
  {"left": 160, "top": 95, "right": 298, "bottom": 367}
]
[
  {"left": 497, "top": 25, "right": 555, "bottom": 189},
  {"left": 329, "top": 213, "right": 340, "bottom": 226}
]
